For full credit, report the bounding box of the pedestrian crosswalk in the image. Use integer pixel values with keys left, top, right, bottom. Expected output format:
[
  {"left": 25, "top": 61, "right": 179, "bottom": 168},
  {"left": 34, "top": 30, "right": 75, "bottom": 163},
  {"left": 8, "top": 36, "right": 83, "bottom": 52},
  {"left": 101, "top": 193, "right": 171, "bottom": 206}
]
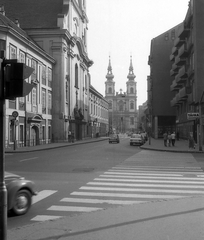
[{"left": 31, "top": 165, "right": 204, "bottom": 222}]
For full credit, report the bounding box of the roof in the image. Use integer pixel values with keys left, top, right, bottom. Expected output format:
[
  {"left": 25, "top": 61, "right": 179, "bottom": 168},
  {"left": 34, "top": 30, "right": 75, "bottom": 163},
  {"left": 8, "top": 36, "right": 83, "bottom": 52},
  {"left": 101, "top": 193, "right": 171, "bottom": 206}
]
[{"left": 0, "top": 0, "right": 64, "bottom": 29}]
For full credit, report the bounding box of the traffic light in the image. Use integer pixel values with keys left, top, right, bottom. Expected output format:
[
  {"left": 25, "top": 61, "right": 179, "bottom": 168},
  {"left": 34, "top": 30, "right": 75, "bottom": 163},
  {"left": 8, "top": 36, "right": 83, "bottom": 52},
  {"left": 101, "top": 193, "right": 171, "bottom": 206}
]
[{"left": 3, "top": 61, "right": 34, "bottom": 99}]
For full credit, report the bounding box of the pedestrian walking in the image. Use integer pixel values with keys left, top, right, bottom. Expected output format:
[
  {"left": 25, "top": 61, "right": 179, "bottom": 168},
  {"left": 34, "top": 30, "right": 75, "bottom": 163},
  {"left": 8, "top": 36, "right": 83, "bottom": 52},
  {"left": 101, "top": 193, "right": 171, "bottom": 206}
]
[
  {"left": 68, "top": 130, "right": 71, "bottom": 143},
  {"left": 163, "top": 132, "right": 167, "bottom": 147},
  {"left": 171, "top": 132, "right": 176, "bottom": 146},
  {"left": 189, "top": 132, "right": 195, "bottom": 149},
  {"left": 167, "top": 132, "right": 172, "bottom": 147}
]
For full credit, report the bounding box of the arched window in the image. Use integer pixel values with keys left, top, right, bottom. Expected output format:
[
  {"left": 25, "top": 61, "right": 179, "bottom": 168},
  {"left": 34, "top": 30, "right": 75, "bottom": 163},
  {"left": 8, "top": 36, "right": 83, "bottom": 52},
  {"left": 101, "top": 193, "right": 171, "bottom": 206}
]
[
  {"left": 108, "top": 87, "right": 112, "bottom": 93},
  {"left": 85, "top": 75, "right": 87, "bottom": 89},
  {"left": 75, "top": 64, "right": 78, "bottom": 88},
  {"left": 109, "top": 101, "right": 112, "bottom": 109},
  {"left": 130, "top": 101, "right": 134, "bottom": 110},
  {"left": 130, "top": 87, "right": 134, "bottom": 94}
]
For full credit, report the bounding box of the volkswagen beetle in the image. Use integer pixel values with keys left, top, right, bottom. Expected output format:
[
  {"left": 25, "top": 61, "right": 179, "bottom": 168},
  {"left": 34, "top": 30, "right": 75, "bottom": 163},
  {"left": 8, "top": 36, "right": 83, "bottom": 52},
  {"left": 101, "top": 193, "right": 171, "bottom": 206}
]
[{"left": 5, "top": 172, "right": 37, "bottom": 216}]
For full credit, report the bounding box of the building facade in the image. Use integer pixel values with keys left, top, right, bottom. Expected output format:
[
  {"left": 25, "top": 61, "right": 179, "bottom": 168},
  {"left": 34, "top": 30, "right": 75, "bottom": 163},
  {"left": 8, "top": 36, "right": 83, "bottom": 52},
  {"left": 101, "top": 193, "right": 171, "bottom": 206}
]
[
  {"left": 89, "top": 85, "right": 109, "bottom": 138},
  {"left": 170, "top": 0, "right": 204, "bottom": 144},
  {"left": 105, "top": 57, "right": 138, "bottom": 133},
  {"left": 1, "top": 0, "right": 94, "bottom": 142},
  {"left": 147, "top": 27, "right": 178, "bottom": 138},
  {"left": 0, "top": 10, "right": 55, "bottom": 148}
]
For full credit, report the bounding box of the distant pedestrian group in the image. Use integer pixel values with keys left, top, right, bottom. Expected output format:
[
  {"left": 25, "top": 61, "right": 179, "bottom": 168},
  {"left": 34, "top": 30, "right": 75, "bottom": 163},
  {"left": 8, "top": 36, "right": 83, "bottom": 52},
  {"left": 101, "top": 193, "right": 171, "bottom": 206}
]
[{"left": 163, "top": 131, "right": 176, "bottom": 147}]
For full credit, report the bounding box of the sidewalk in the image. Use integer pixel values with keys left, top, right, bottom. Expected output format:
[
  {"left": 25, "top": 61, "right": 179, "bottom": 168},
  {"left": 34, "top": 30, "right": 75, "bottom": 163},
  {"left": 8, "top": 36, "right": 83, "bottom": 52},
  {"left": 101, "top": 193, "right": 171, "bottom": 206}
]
[
  {"left": 5, "top": 137, "right": 108, "bottom": 153},
  {"left": 141, "top": 138, "right": 204, "bottom": 153}
]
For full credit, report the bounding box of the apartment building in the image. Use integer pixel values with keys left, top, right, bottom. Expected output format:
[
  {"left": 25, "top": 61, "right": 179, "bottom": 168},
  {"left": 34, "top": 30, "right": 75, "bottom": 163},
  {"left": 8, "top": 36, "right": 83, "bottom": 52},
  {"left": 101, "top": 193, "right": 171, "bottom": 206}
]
[
  {"left": 147, "top": 27, "right": 178, "bottom": 138},
  {"left": 0, "top": 10, "right": 55, "bottom": 148},
  {"left": 89, "top": 85, "right": 109, "bottom": 138},
  {"left": 170, "top": 0, "right": 204, "bottom": 143}
]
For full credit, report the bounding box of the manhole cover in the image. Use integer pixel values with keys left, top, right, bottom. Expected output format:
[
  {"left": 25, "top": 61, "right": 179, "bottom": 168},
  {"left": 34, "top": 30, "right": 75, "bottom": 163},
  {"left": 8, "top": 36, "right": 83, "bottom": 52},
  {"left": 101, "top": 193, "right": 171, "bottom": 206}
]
[{"left": 72, "top": 168, "right": 94, "bottom": 172}]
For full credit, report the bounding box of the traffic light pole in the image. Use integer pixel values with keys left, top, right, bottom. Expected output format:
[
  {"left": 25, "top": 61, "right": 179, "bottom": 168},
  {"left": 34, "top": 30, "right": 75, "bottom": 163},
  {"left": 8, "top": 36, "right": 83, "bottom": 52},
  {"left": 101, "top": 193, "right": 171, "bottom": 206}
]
[{"left": 0, "top": 60, "right": 7, "bottom": 240}]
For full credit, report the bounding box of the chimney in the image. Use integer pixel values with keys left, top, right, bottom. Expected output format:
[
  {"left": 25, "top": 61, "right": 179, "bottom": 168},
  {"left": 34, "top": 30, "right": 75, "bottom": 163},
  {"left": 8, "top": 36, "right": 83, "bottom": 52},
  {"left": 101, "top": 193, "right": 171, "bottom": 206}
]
[
  {"left": 0, "top": 6, "right": 5, "bottom": 15},
  {"left": 15, "top": 19, "right": 20, "bottom": 27}
]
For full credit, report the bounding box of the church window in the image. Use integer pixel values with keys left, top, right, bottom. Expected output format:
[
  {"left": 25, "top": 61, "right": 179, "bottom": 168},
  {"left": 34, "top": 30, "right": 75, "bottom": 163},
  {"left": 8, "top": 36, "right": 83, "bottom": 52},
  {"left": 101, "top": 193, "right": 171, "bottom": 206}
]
[
  {"left": 108, "top": 87, "right": 112, "bottom": 93},
  {"left": 75, "top": 64, "right": 78, "bottom": 88},
  {"left": 130, "top": 101, "right": 134, "bottom": 110},
  {"left": 130, "top": 87, "right": 134, "bottom": 94},
  {"left": 109, "top": 101, "right": 112, "bottom": 109}
]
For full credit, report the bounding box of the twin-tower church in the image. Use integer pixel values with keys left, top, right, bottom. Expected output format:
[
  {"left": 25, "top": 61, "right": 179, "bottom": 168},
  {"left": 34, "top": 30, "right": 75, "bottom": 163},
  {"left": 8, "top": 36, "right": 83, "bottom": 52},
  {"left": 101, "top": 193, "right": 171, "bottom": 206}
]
[{"left": 105, "top": 56, "right": 138, "bottom": 133}]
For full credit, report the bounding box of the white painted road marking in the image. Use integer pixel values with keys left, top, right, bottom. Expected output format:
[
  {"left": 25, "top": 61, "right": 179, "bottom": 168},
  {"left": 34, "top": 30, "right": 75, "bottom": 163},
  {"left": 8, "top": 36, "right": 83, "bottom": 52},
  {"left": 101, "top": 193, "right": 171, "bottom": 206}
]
[
  {"left": 48, "top": 205, "right": 103, "bottom": 212},
  {"left": 99, "top": 174, "right": 204, "bottom": 181},
  {"left": 20, "top": 157, "right": 39, "bottom": 162},
  {"left": 87, "top": 181, "right": 204, "bottom": 189},
  {"left": 32, "top": 190, "right": 57, "bottom": 204},
  {"left": 70, "top": 191, "right": 186, "bottom": 199},
  {"left": 95, "top": 178, "right": 204, "bottom": 184},
  {"left": 31, "top": 215, "right": 62, "bottom": 222},
  {"left": 61, "top": 197, "right": 147, "bottom": 205},
  {"left": 80, "top": 186, "right": 204, "bottom": 194}
]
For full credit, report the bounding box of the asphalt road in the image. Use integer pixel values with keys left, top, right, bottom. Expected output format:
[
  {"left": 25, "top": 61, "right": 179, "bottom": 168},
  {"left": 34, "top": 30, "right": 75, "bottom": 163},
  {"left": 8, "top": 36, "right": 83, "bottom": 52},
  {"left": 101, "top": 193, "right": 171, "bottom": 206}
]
[
  {"left": 6, "top": 137, "right": 141, "bottom": 229},
  {"left": 6, "top": 137, "right": 204, "bottom": 231}
]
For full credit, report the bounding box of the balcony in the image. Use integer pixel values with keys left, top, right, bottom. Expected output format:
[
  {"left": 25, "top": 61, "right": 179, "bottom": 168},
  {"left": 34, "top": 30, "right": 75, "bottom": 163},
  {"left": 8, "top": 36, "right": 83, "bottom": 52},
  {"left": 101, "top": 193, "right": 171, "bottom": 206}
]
[
  {"left": 171, "top": 46, "right": 178, "bottom": 56},
  {"left": 175, "top": 55, "right": 186, "bottom": 66},
  {"left": 174, "top": 37, "right": 185, "bottom": 48},
  {"left": 170, "top": 79, "right": 182, "bottom": 92},
  {"left": 187, "top": 34, "right": 193, "bottom": 53},
  {"left": 178, "top": 87, "right": 189, "bottom": 101},
  {"left": 170, "top": 96, "right": 177, "bottom": 107},
  {"left": 177, "top": 65, "right": 188, "bottom": 81},
  {"left": 178, "top": 22, "right": 190, "bottom": 40},
  {"left": 170, "top": 54, "right": 175, "bottom": 62},
  {"left": 178, "top": 43, "right": 188, "bottom": 58},
  {"left": 170, "top": 68, "right": 178, "bottom": 77}
]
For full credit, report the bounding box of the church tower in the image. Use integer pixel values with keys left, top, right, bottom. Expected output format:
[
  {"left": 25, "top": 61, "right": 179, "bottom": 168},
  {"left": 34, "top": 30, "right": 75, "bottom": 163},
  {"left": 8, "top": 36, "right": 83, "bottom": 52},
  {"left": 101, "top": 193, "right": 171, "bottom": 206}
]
[
  {"left": 105, "top": 56, "right": 115, "bottom": 97},
  {"left": 126, "top": 56, "right": 137, "bottom": 110}
]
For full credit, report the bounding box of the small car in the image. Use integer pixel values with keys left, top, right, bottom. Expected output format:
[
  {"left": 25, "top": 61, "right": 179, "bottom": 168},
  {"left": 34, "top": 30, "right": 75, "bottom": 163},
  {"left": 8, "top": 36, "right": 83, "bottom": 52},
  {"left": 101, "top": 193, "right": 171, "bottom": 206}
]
[
  {"left": 109, "top": 134, "right": 120, "bottom": 143},
  {"left": 130, "top": 134, "right": 143, "bottom": 146},
  {"left": 5, "top": 171, "right": 37, "bottom": 216}
]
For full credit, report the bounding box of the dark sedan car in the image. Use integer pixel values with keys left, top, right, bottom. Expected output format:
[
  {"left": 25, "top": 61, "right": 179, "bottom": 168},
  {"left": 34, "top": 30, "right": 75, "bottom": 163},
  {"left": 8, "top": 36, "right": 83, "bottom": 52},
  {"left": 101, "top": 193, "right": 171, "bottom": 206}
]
[
  {"left": 109, "top": 134, "right": 120, "bottom": 143},
  {"left": 5, "top": 172, "right": 37, "bottom": 216}
]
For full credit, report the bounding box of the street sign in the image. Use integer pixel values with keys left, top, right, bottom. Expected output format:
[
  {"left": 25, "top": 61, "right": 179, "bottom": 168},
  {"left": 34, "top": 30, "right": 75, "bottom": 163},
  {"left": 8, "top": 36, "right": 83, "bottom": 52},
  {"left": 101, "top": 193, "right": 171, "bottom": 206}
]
[
  {"left": 187, "top": 112, "right": 199, "bottom": 120},
  {"left": 12, "top": 111, "right": 18, "bottom": 118}
]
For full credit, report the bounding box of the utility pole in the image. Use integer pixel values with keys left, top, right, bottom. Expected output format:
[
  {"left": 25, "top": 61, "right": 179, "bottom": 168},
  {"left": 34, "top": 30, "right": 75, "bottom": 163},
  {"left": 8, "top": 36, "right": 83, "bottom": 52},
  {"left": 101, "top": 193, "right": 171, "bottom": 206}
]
[{"left": 0, "top": 59, "right": 7, "bottom": 240}]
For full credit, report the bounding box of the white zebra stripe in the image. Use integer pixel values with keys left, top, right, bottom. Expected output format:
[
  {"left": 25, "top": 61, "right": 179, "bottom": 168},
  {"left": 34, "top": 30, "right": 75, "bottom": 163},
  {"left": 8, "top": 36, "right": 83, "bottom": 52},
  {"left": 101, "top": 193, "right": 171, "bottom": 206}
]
[
  {"left": 99, "top": 174, "right": 204, "bottom": 181},
  {"left": 60, "top": 197, "right": 147, "bottom": 205},
  {"left": 47, "top": 205, "right": 102, "bottom": 212},
  {"left": 94, "top": 178, "right": 204, "bottom": 184},
  {"left": 71, "top": 191, "right": 187, "bottom": 199},
  {"left": 31, "top": 215, "right": 62, "bottom": 222},
  {"left": 108, "top": 169, "right": 204, "bottom": 174},
  {"left": 80, "top": 186, "right": 204, "bottom": 194},
  {"left": 87, "top": 181, "right": 204, "bottom": 189}
]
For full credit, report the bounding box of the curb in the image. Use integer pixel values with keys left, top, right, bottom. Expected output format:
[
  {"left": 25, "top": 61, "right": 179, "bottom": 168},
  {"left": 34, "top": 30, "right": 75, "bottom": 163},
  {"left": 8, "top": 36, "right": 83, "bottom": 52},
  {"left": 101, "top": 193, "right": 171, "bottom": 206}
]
[
  {"left": 5, "top": 138, "right": 108, "bottom": 154},
  {"left": 140, "top": 145, "right": 203, "bottom": 154}
]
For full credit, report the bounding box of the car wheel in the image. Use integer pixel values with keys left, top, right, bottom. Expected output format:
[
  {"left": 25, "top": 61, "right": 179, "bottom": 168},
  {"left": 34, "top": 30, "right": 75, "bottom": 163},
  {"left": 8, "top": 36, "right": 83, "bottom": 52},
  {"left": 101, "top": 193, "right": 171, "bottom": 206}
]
[{"left": 12, "top": 189, "right": 32, "bottom": 216}]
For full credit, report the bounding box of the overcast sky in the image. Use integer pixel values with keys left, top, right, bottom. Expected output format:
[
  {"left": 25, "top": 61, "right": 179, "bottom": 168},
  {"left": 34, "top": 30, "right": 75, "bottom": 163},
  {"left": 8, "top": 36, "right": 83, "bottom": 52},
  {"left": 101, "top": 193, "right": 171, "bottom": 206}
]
[{"left": 86, "top": 0, "right": 189, "bottom": 107}]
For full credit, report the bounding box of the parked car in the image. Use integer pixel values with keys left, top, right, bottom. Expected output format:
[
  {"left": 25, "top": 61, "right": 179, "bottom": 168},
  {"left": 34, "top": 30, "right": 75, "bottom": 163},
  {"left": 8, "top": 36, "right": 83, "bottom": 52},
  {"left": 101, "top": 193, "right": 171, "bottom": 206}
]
[
  {"left": 109, "top": 134, "right": 120, "bottom": 143},
  {"left": 5, "top": 172, "right": 37, "bottom": 216},
  {"left": 130, "top": 133, "right": 143, "bottom": 146}
]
